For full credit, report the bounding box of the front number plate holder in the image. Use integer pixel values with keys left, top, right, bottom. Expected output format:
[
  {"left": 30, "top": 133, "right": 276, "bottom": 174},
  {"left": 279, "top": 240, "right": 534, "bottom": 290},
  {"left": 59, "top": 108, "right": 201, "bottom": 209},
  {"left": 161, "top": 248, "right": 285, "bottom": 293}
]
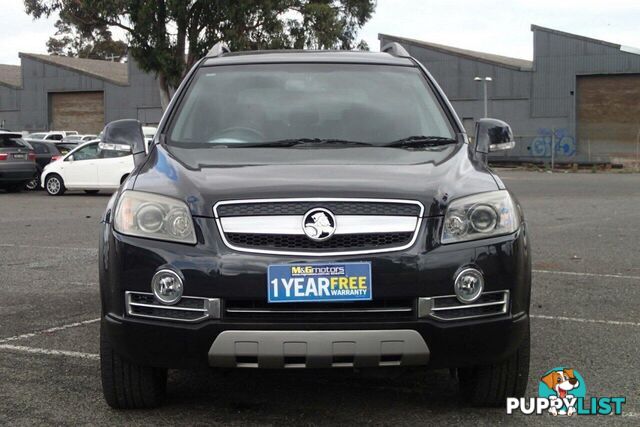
[{"left": 267, "top": 262, "right": 372, "bottom": 303}]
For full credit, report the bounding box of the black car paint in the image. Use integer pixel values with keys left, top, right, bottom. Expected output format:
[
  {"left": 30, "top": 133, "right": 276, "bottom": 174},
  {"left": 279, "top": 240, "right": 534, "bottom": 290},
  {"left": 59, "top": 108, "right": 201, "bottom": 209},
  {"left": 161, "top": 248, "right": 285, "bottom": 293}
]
[{"left": 100, "top": 51, "right": 530, "bottom": 369}]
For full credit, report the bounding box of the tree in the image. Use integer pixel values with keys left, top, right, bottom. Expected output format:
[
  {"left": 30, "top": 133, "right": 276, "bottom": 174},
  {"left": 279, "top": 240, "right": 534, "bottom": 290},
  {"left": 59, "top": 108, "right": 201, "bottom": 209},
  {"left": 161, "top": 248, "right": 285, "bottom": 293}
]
[
  {"left": 25, "top": 1, "right": 377, "bottom": 109},
  {"left": 46, "top": 12, "right": 127, "bottom": 60}
]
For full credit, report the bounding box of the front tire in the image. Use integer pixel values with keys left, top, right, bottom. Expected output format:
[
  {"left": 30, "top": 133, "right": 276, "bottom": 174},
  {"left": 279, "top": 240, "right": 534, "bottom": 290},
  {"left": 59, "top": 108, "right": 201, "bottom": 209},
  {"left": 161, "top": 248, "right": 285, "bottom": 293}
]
[
  {"left": 45, "top": 174, "right": 65, "bottom": 196},
  {"left": 458, "top": 325, "right": 530, "bottom": 407},
  {"left": 100, "top": 324, "right": 167, "bottom": 409}
]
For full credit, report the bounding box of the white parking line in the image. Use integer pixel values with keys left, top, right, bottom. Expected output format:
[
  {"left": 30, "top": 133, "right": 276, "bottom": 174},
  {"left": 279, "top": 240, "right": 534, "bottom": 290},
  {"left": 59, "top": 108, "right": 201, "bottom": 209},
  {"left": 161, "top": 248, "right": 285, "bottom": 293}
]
[
  {"left": 531, "top": 314, "right": 640, "bottom": 327},
  {"left": 0, "top": 318, "right": 100, "bottom": 344},
  {"left": 0, "top": 344, "right": 99, "bottom": 360},
  {"left": 533, "top": 269, "right": 640, "bottom": 281},
  {"left": 0, "top": 243, "right": 97, "bottom": 252}
]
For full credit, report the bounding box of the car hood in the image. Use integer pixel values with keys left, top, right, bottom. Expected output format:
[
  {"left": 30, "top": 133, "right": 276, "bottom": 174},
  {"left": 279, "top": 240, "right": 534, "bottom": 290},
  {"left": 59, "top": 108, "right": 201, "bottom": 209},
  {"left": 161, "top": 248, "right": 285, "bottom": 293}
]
[{"left": 132, "top": 143, "right": 499, "bottom": 217}]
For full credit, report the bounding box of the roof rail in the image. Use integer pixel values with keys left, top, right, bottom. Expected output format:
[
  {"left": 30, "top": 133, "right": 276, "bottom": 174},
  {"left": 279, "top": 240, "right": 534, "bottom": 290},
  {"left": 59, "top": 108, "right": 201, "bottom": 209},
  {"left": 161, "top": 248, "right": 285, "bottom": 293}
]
[
  {"left": 381, "top": 42, "right": 410, "bottom": 58},
  {"left": 207, "top": 42, "right": 231, "bottom": 58}
]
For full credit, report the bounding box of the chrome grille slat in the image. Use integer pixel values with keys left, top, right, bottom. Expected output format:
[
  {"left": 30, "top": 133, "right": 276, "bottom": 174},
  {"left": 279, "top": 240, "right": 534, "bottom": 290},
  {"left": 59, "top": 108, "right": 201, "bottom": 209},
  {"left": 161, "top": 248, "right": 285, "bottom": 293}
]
[
  {"left": 125, "top": 291, "right": 220, "bottom": 323},
  {"left": 217, "top": 201, "right": 421, "bottom": 217},
  {"left": 226, "top": 307, "right": 413, "bottom": 314},
  {"left": 225, "top": 232, "right": 413, "bottom": 251},
  {"left": 128, "top": 301, "right": 208, "bottom": 312},
  {"left": 431, "top": 298, "right": 507, "bottom": 311},
  {"left": 224, "top": 298, "right": 416, "bottom": 322},
  {"left": 419, "top": 291, "right": 510, "bottom": 321}
]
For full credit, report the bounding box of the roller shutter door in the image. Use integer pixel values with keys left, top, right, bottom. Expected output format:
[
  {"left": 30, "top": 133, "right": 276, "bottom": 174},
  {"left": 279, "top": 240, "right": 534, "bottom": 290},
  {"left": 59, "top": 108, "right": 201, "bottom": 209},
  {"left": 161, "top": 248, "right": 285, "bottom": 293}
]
[
  {"left": 49, "top": 91, "right": 104, "bottom": 134},
  {"left": 577, "top": 74, "right": 640, "bottom": 160}
]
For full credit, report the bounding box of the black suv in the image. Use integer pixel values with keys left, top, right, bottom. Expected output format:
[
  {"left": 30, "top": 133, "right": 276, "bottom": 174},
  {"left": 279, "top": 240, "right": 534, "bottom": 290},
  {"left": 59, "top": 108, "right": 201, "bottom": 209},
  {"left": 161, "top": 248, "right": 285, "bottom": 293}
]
[{"left": 99, "top": 43, "right": 531, "bottom": 409}]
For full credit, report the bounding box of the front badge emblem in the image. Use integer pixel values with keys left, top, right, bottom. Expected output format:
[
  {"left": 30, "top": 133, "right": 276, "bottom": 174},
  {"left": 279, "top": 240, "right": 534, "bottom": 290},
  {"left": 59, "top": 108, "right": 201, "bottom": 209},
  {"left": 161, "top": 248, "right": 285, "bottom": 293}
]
[{"left": 302, "top": 208, "right": 337, "bottom": 241}]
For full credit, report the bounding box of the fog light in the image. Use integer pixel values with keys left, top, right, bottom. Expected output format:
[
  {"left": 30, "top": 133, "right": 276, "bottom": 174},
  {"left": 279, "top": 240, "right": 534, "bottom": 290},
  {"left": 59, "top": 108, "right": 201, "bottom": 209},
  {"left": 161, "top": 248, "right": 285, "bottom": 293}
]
[
  {"left": 454, "top": 268, "right": 484, "bottom": 303},
  {"left": 151, "top": 269, "right": 183, "bottom": 305}
]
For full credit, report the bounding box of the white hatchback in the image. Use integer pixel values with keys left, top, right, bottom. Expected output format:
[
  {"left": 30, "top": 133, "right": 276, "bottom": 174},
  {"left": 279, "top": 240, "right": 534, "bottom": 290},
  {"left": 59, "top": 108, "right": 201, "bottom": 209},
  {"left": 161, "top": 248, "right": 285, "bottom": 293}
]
[{"left": 41, "top": 140, "right": 134, "bottom": 196}]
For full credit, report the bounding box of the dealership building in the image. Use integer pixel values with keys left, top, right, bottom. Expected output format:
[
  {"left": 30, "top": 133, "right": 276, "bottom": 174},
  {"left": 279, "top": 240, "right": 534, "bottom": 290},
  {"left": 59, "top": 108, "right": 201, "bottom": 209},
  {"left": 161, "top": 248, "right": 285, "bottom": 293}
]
[
  {"left": 0, "top": 54, "right": 162, "bottom": 135},
  {"left": 381, "top": 25, "right": 640, "bottom": 163},
  {"left": 1, "top": 25, "right": 639, "bottom": 163}
]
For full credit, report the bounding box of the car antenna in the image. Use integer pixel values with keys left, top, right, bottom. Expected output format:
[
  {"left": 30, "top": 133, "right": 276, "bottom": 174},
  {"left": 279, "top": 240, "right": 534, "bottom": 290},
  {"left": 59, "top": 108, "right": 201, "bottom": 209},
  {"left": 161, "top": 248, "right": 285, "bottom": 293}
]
[
  {"left": 381, "top": 42, "right": 410, "bottom": 58},
  {"left": 207, "top": 42, "right": 231, "bottom": 58}
]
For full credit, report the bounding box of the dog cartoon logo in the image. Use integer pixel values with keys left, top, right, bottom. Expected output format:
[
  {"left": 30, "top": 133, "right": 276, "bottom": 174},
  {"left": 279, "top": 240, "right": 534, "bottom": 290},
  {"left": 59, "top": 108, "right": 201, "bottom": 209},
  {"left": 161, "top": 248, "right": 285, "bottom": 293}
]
[
  {"left": 302, "top": 208, "right": 336, "bottom": 241},
  {"left": 539, "top": 367, "right": 586, "bottom": 416}
]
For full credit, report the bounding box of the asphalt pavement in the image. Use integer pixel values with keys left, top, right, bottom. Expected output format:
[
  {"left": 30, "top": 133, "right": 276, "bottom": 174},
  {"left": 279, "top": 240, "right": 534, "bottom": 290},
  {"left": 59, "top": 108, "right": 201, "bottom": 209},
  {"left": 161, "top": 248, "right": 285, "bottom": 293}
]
[{"left": 0, "top": 170, "right": 638, "bottom": 425}]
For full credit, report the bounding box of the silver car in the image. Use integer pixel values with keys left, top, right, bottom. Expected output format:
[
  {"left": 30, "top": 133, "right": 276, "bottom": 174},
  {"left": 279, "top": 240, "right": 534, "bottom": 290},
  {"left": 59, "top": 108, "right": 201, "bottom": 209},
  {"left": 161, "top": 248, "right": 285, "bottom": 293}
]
[{"left": 0, "top": 131, "right": 37, "bottom": 192}]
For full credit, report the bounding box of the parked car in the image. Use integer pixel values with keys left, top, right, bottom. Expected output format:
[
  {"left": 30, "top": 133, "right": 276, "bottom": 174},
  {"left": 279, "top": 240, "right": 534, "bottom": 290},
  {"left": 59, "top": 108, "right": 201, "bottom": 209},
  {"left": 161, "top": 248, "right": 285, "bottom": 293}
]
[
  {"left": 53, "top": 142, "right": 79, "bottom": 156},
  {"left": 61, "top": 134, "right": 98, "bottom": 144},
  {"left": 25, "top": 130, "right": 78, "bottom": 142},
  {"left": 41, "top": 139, "right": 134, "bottom": 196},
  {"left": 98, "top": 43, "right": 530, "bottom": 409},
  {"left": 0, "top": 131, "right": 37, "bottom": 192},
  {"left": 23, "top": 140, "right": 62, "bottom": 190}
]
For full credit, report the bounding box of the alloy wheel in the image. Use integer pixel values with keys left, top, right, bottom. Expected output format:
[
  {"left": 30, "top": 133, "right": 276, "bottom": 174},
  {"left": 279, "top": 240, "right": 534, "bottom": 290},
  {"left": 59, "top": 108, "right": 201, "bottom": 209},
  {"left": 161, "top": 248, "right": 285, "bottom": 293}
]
[{"left": 46, "top": 177, "right": 60, "bottom": 195}]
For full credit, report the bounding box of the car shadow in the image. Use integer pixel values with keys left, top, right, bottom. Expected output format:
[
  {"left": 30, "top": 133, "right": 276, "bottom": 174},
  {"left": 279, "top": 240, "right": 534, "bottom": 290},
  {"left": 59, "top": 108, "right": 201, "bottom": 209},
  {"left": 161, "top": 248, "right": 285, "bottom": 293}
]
[{"left": 143, "top": 367, "right": 502, "bottom": 422}]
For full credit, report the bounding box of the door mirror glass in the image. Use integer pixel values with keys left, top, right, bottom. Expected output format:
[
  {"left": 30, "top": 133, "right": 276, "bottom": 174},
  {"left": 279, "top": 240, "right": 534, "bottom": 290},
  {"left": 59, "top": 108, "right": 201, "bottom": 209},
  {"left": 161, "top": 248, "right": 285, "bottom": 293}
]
[{"left": 474, "top": 118, "right": 515, "bottom": 154}]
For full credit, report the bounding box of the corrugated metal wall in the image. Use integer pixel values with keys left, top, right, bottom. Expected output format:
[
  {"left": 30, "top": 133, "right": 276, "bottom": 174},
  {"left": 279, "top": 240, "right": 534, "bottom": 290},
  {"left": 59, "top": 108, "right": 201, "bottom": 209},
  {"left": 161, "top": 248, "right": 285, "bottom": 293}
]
[
  {"left": 0, "top": 85, "right": 20, "bottom": 129},
  {"left": 9, "top": 57, "right": 162, "bottom": 132},
  {"left": 382, "top": 28, "right": 640, "bottom": 163},
  {"left": 531, "top": 29, "right": 640, "bottom": 121}
]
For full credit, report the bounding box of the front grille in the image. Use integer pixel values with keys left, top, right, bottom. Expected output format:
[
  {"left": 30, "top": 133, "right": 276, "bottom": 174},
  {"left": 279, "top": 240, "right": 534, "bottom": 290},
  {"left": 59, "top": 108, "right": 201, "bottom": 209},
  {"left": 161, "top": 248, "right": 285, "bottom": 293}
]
[
  {"left": 214, "top": 198, "right": 424, "bottom": 255},
  {"left": 125, "top": 292, "right": 220, "bottom": 322},
  {"left": 226, "top": 232, "right": 412, "bottom": 251},
  {"left": 225, "top": 299, "right": 416, "bottom": 322},
  {"left": 419, "top": 291, "right": 509, "bottom": 321},
  {"left": 217, "top": 201, "right": 421, "bottom": 217}
]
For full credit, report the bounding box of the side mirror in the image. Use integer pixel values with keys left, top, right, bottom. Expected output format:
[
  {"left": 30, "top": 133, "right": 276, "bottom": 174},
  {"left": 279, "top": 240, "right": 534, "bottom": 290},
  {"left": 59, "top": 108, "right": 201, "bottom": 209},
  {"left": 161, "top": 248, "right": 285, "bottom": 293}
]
[
  {"left": 66, "top": 155, "right": 74, "bottom": 162},
  {"left": 474, "top": 118, "right": 515, "bottom": 155},
  {"left": 101, "top": 119, "right": 146, "bottom": 167}
]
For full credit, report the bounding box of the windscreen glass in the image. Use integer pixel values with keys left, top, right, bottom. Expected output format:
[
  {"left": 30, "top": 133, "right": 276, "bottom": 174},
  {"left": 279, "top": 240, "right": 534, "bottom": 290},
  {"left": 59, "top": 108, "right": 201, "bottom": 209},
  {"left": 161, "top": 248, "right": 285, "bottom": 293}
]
[{"left": 168, "top": 63, "right": 455, "bottom": 146}]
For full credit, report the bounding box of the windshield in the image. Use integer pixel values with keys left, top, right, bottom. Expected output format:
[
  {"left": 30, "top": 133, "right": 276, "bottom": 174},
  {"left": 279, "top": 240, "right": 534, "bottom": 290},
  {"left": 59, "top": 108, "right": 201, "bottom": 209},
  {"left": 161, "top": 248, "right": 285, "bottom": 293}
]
[{"left": 168, "top": 63, "right": 455, "bottom": 147}]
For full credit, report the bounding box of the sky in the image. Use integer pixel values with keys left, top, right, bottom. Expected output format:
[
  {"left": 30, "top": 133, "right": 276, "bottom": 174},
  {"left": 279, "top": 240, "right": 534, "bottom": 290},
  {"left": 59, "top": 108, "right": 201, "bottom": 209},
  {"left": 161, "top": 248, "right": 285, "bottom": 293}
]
[{"left": 1, "top": 0, "right": 640, "bottom": 65}]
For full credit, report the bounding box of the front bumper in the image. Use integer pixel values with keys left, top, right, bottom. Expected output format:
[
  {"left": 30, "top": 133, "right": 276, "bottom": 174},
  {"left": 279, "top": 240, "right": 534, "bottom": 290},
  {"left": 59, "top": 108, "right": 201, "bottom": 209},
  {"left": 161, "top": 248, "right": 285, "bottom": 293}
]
[
  {"left": 100, "top": 216, "right": 531, "bottom": 369},
  {"left": 102, "top": 311, "right": 528, "bottom": 369}
]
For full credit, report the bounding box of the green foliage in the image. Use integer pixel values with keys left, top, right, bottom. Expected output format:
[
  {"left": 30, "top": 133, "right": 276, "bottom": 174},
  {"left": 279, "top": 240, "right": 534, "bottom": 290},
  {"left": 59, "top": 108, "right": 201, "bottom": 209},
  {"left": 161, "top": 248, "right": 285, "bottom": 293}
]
[
  {"left": 24, "top": 0, "right": 376, "bottom": 100},
  {"left": 46, "top": 11, "right": 127, "bottom": 60}
]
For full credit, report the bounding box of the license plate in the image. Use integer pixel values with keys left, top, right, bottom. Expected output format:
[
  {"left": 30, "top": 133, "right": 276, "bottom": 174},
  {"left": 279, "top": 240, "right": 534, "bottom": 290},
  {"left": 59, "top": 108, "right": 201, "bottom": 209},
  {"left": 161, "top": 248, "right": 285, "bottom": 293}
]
[
  {"left": 13, "top": 153, "right": 26, "bottom": 159},
  {"left": 268, "top": 262, "right": 372, "bottom": 303}
]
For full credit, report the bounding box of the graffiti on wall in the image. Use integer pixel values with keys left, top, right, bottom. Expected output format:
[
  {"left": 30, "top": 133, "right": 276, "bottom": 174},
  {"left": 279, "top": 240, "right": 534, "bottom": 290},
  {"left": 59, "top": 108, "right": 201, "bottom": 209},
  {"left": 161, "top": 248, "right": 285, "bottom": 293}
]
[{"left": 530, "top": 128, "right": 576, "bottom": 157}]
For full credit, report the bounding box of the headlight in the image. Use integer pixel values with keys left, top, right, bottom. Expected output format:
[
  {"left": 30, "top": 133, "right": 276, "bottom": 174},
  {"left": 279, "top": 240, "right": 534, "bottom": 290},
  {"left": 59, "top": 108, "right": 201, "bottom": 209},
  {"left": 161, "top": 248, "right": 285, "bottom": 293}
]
[
  {"left": 441, "top": 190, "right": 519, "bottom": 244},
  {"left": 114, "top": 191, "right": 196, "bottom": 244}
]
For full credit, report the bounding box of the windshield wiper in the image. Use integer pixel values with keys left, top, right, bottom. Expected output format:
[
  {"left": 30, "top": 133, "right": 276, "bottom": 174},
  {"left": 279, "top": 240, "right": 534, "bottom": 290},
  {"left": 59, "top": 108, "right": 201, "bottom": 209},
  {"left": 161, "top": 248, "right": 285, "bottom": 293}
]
[
  {"left": 383, "top": 136, "right": 458, "bottom": 148},
  {"left": 229, "top": 138, "right": 374, "bottom": 148}
]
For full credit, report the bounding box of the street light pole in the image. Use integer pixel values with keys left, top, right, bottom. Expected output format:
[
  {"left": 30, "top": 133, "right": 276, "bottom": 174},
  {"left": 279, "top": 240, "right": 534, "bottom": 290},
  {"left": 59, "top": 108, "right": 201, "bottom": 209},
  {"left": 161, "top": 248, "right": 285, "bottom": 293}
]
[{"left": 474, "top": 76, "right": 492, "bottom": 118}]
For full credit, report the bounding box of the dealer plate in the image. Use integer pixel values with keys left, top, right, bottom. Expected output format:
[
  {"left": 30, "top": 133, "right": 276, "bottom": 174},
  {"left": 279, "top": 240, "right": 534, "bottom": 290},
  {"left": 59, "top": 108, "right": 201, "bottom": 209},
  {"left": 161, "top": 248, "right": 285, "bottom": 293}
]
[{"left": 268, "top": 262, "right": 372, "bottom": 303}]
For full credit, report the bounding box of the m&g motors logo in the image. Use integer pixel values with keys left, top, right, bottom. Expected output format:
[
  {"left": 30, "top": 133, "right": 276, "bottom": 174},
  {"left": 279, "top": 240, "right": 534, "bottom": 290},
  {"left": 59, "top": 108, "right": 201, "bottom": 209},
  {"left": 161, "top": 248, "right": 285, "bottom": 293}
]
[{"left": 506, "top": 367, "right": 626, "bottom": 416}]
